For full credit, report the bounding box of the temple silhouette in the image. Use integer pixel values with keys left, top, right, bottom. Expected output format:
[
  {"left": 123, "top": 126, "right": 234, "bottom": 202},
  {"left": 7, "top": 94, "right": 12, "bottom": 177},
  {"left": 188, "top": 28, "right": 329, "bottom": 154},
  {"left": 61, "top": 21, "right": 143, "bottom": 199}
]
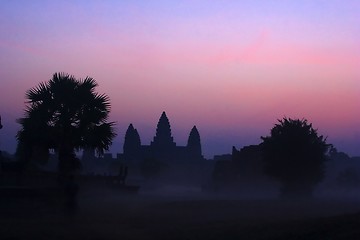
[
  {"left": 123, "top": 111, "right": 204, "bottom": 163},
  {"left": 80, "top": 112, "right": 213, "bottom": 184}
]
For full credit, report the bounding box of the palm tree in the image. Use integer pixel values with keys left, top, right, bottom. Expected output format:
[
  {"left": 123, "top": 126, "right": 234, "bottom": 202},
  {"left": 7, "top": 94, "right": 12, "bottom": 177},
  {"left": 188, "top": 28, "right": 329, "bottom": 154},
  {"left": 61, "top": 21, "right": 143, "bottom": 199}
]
[{"left": 17, "top": 73, "right": 116, "bottom": 179}]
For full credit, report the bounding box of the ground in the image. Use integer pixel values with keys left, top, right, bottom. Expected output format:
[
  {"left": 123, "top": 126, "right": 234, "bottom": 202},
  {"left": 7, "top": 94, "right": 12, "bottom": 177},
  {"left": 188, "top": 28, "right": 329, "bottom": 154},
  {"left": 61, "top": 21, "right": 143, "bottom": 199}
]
[{"left": 1, "top": 186, "right": 360, "bottom": 240}]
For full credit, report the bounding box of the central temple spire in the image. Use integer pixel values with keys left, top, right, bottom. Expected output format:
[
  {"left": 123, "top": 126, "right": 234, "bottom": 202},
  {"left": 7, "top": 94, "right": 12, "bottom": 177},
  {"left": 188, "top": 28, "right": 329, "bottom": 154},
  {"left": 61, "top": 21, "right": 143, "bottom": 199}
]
[{"left": 151, "top": 111, "right": 175, "bottom": 148}]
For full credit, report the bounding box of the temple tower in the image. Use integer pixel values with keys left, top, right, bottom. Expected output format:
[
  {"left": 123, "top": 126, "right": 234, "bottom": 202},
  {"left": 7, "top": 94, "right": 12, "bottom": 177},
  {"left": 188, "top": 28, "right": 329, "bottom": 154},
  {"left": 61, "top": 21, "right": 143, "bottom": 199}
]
[
  {"left": 187, "top": 126, "right": 202, "bottom": 158},
  {"left": 151, "top": 112, "right": 176, "bottom": 149},
  {"left": 123, "top": 124, "right": 141, "bottom": 161}
]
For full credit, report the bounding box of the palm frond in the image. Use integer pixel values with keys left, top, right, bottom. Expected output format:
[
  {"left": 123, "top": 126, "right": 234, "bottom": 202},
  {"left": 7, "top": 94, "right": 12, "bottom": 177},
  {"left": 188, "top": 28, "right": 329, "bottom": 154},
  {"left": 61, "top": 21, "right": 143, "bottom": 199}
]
[
  {"left": 82, "top": 122, "right": 116, "bottom": 155},
  {"left": 80, "top": 77, "right": 98, "bottom": 93},
  {"left": 93, "top": 93, "right": 111, "bottom": 112},
  {"left": 25, "top": 82, "right": 51, "bottom": 103}
]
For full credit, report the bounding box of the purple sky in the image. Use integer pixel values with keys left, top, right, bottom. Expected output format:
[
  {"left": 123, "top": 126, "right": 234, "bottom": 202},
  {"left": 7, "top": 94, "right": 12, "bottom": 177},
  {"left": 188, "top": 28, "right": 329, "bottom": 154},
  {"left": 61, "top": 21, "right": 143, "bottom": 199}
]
[{"left": 0, "top": 0, "right": 359, "bottom": 158}]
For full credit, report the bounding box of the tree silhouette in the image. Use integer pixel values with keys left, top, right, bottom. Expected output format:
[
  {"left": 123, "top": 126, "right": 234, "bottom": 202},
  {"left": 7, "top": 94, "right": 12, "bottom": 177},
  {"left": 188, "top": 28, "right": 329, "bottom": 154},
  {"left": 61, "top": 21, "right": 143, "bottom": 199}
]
[
  {"left": 261, "top": 118, "right": 330, "bottom": 198},
  {"left": 17, "top": 73, "right": 116, "bottom": 181}
]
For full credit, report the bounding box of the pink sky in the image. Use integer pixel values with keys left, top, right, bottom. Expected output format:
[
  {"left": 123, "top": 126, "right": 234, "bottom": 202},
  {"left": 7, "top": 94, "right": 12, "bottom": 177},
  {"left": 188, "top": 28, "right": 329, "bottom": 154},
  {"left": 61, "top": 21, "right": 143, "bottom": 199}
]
[{"left": 0, "top": 1, "right": 359, "bottom": 158}]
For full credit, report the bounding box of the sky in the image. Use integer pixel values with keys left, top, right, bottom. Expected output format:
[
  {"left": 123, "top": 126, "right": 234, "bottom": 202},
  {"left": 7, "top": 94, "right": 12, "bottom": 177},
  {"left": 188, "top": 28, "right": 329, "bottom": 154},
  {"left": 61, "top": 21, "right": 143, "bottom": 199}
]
[{"left": 0, "top": 0, "right": 359, "bottom": 158}]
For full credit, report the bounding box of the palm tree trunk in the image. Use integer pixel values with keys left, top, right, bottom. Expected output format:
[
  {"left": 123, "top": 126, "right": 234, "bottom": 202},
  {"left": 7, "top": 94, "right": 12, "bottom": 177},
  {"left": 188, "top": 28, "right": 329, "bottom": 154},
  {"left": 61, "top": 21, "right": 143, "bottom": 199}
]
[{"left": 57, "top": 143, "right": 74, "bottom": 184}]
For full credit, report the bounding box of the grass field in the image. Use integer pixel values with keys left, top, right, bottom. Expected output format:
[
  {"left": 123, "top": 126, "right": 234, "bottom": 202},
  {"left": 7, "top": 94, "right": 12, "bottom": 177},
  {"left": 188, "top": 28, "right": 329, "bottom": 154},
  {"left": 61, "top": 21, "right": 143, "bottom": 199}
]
[{"left": 1, "top": 187, "right": 360, "bottom": 240}]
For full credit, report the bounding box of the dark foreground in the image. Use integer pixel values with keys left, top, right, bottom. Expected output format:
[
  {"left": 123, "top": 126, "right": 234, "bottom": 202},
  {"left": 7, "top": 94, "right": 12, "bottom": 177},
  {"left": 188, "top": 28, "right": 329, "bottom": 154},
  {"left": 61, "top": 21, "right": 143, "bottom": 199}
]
[{"left": 1, "top": 188, "right": 360, "bottom": 240}]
